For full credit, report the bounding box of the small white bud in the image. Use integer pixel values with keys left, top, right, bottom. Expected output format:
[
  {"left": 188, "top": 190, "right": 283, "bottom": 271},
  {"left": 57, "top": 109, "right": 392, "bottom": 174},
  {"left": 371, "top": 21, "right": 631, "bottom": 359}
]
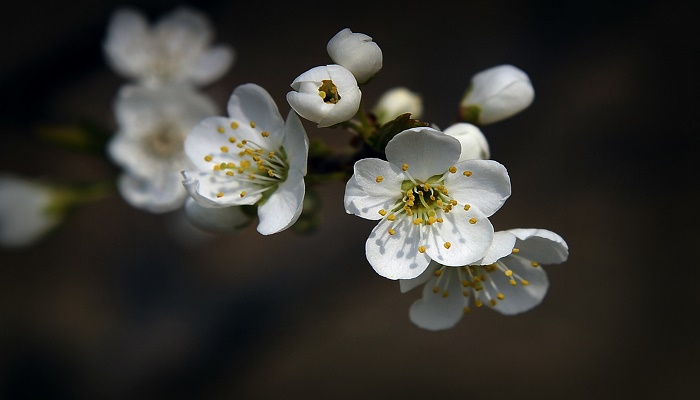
[
  {"left": 372, "top": 87, "right": 423, "bottom": 125},
  {"left": 327, "top": 28, "right": 382, "bottom": 84},
  {"left": 460, "top": 65, "right": 534, "bottom": 125},
  {"left": 443, "top": 123, "right": 490, "bottom": 161}
]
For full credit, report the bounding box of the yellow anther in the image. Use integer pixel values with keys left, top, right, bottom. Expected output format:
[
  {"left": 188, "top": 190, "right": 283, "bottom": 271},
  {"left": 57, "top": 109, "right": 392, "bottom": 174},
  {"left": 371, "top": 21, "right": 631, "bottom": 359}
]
[
  {"left": 378, "top": 209, "right": 387, "bottom": 216},
  {"left": 249, "top": 121, "right": 256, "bottom": 128},
  {"left": 228, "top": 162, "right": 235, "bottom": 167},
  {"left": 230, "top": 121, "right": 239, "bottom": 129},
  {"left": 442, "top": 291, "right": 449, "bottom": 298},
  {"left": 216, "top": 192, "right": 224, "bottom": 198},
  {"left": 434, "top": 269, "right": 443, "bottom": 277},
  {"left": 436, "top": 218, "right": 444, "bottom": 223},
  {"left": 220, "top": 146, "right": 229, "bottom": 153},
  {"left": 318, "top": 90, "right": 327, "bottom": 98},
  {"left": 376, "top": 176, "right": 384, "bottom": 183},
  {"left": 463, "top": 170, "right": 472, "bottom": 177},
  {"left": 204, "top": 155, "right": 213, "bottom": 162},
  {"left": 520, "top": 279, "right": 530, "bottom": 286},
  {"left": 220, "top": 162, "right": 227, "bottom": 169},
  {"left": 512, "top": 248, "right": 520, "bottom": 253},
  {"left": 388, "top": 228, "right": 395, "bottom": 235},
  {"left": 463, "top": 306, "right": 472, "bottom": 314},
  {"left": 496, "top": 293, "right": 505, "bottom": 300},
  {"left": 472, "top": 276, "right": 480, "bottom": 283},
  {"left": 463, "top": 204, "right": 471, "bottom": 211},
  {"left": 427, "top": 216, "right": 437, "bottom": 225},
  {"left": 387, "top": 214, "right": 396, "bottom": 221},
  {"left": 444, "top": 242, "right": 451, "bottom": 249},
  {"left": 432, "top": 286, "right": 439, "bottom": 294},
  {"left": 217, "top": 126, "right": 225, "bottom": 133},
  {"left": 226, "top": 171, "right": 234, "bottom": 176},
  {"left": 461, "top": 279, "right": 469, "bottom": 287},
  {"left": 261, "top": 131, "right": 269, "bottom": 137},
  {"left": 489, "top": 299, "right": 497, "bottom": 306},
  {"left": 418, "top": 245, "right": 426, "bottom": 253},
  {"left": 450, "top": 199, "right": 457, "bottom": 206},
  {"left": 509, "top": 279, "right": 517, "bottom": 286},
  {"left": 240, "top": 191, "right": 246, "bottom": 198},
  {"left": 413, "top": 218, "right": 423, "bottom": 225},
  {"left": 213, "top": 165, "right": 221, "bottom": 171},
  {"left": 402, "top": 163, "right": 409, "bottom": 171},
  {"left": 469, "top": 218, "right": 477, "bottom": 224},
  {"left": 475, "top": 300, "right": 484, "bottom": 308},
  {"left": 449, "top": 166, "right": 457, "bottom": 173},
  {"left": 531, "top": 261, "right": 540, "bottom": 267},
  {"left": 505, "top": 269, "right": 513, "bottom": 277},
  {"left": 228, "top": 137, "right": 236, "bottom": 143}
]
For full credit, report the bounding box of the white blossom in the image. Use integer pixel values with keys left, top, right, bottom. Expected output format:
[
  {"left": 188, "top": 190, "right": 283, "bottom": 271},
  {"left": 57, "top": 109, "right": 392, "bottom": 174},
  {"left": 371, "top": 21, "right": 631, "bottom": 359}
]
[
  {"left": 443, "top": 122, "right": 490, "bottom": 161},
  {"left": 108, "top": 84, "right": 218, "bottom": 213},
  {"left": 372, "top": 87, "right": 423, "bottom": 126},
  {"left": 0, "top": 174, "right": 61, "bottom": 247},
  {"left": 182, "top": 83, "right": 309, "bottom": 235},
  {"left": 286, "top": 65, "right": 361, "bottom": 128},
  {"left": 327, "top": 28, "right": 383, "bottom": 84},
  {"left": 460, "top": 64, "right": 534, "bottom": 125},
  {"left": 401, "top": 229, "right": 569, "bottom": 331},
  {"left": 103, "top": 6, "right": 235, "bottom": 87},
  {"left": 344, "top": 127, "right": 511, "bottom": 280}
]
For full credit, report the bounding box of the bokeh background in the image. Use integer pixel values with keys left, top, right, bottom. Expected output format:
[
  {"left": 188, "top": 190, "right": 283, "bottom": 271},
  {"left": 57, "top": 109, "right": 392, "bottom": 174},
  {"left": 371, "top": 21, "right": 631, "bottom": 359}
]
[{"left": 1, "top": 0, "right": 698, "bottom": 399}]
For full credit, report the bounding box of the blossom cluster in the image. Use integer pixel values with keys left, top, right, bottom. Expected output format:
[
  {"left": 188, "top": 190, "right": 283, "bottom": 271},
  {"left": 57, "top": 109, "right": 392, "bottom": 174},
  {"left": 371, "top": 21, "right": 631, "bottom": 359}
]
[{"left": 0, "top": 6, "right": 568, "bottom": 331}]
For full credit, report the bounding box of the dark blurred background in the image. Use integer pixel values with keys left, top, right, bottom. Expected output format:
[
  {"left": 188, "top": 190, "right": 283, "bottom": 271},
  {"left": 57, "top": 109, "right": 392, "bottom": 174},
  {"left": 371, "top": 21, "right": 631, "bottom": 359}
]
[{"left": 1, "top": 0, "right": 698, "bottom": 399}]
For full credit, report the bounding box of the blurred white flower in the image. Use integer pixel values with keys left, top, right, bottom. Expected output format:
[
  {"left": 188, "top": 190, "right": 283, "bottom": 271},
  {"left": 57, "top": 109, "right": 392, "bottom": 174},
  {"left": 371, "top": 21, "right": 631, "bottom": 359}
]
[
  {"left": 0, "top": 174, "right": 61, "bottom": 248},
  {"left": 103, "top": 6, "right": 235, "bottom": 87},
  {"left": 108, "top": 84, "right": 218, "bottom": 213},
  {"left": 443, "top": 122, "right": 490, "bottom": 161},
  {"left": 182, "top": 83, "right": 309, "bottom": 235},
  {"left": 327, "top": 28, "right": 382, "bottom": 84},
  {"left": 401, "top": 229, "right": 569, "bottom": 331},
  {"left": 459, "top": 64, "right": 534, "bottom": 125},
  {"left": 372, "top": 87, "right": 423, "bottom": 126},
  {"left": 286, "top": 64, "right": 361, "bottom": 128},
  {"left": 344, "top": 127, "right": 511, "bottom": 280}
]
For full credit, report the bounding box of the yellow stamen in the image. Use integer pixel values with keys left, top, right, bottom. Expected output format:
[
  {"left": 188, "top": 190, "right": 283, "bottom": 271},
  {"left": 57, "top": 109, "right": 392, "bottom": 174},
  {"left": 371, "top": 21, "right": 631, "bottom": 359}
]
[
  {"left": 249, "top": 121, "right": 256, "bottom": 128},
  {"left": 418, "top": 246, "right": 426, "bottom": 253},
  {"left": 444, "top": 242, "right": 451, "bottom": 249},
  {"left": 230, "top": 122, "right": 239, "bottom": 129},
  {"left": 449, "top": 166, "right": 457, "bottom": 173},
  {"left": 402, "top": 163, "right": 409, "bottom": 171},
  {"left": 376, "top": 176, "right": 384, "bottom": 183},
  {"left": 217, "top": 126, "right": 225, "bottom": 133},
  {"left": 204, "top": 155, "right": 213, "bottom": 162},
  {"left": 463, "top": 170, "right": 472, "bottom": 177},
  {"left": 469, "top": 218, "right": 477, "bottom": 224}
]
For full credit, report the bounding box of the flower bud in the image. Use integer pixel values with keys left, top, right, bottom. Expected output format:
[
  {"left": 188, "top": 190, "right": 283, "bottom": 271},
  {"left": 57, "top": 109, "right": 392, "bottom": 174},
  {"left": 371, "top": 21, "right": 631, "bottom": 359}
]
[
  {"left": 0, "top": 174, "right": 60, "bottom": 247},
  {"left": 443, "top": 123, "right": 490, "bottom": 161},
  {"left": 372, "top": 87, "right": 423, "bottom": 125},
  {"left": 286, "top": 64, "right": 361, "bottom": 128},
  {"left": 327, "top": 28, "right": 382, "bottom": 84},
  {"left": 459, "top": 65, "right": 534, "bottom": 125}
]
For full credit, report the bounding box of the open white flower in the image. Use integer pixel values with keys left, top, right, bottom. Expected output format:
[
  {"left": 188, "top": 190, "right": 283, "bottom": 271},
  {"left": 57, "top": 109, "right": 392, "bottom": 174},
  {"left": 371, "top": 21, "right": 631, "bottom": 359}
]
[
  {"left": 108, "top": 84, "right": 218, "bottom": 213},
  {"left": 443, "top": 122, "right": 490, "bottom": 161},
  {"left": 344, "top": 127, "right": 511, "bottom": 280},
  {"left": 183, "top": 198, "right": 251, "bottom": 235},
  {"left": 401, "top": 228, "right": 569, "bottom": 331},
  {"left": 104, "top": 6, "right": 235, "bottom": 87},
  {"left": 182, "top": 83, "right": 309, "bottom": 235},
  {"left": 0, "top": 174, "right": 61, "bottom": 248},
  {"left": 372, "top": 87, "right": 423, "bottom": 126},
  {"left": 459, "top": 64, "right": 534, "bottom": 125},
  {"left": 327, "top": 28, "right": 382, "bottom": 84},
  {"left": 286, "top": 64, "right": 361, "bottom": 128}
]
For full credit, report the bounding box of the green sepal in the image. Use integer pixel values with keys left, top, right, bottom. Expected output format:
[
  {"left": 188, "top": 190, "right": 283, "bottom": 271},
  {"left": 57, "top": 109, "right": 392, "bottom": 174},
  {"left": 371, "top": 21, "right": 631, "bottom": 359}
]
[
  {"left": 366, "top": 113, "right": 430, "bottom": 153},
  {"left": 36, "top": 119, "right": 112, "bottom": 154}
]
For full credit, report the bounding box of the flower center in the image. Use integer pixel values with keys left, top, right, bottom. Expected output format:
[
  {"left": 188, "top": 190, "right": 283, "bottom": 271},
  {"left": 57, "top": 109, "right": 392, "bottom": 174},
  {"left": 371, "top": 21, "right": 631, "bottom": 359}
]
[
  {"left": 396, "top": 175, "right": 455, "bottom": 225},
  {"left": 147, "top": 123, "right": 184, "bottom": 157},
  {"left": 318, "top": 80, "right": 341, "bottom": 104},
  {"left": 201, "top": 121, "right": 290, "bottom": 204}
]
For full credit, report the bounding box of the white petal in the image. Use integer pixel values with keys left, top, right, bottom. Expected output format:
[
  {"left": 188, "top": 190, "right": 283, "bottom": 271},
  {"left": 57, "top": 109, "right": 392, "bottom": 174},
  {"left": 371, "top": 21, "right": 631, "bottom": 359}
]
[
  {"left": 286, "top": 92, "right": 332, "bottom": 125},
  {"left": 443, "top": 122, "right": 490, "bottom": 161},
  {"left": 424, "top": 207, "right": 494, "bottom": 266},
  {"left": 327, "top": 28, "right": 383, "bottom": 84},
  {"left": 0, "top": 175, "right": 58, "bottom": 247},
  {"left": 186, "top": 45, "right": 235, "bottom": 86},
  {"left": 385, "top": 128, "right": 461, "bottom": 181},
  {"left": 117, "top": 173, "right": 187, "bottom": 213},
  {"left": 256, "top": 169, "right": 305, "bottom": 235},
  {"left": 399, "top": 261, "right": 439, "bottom": 293},
  {"left": 445, "top": 159, "right": 511, "bottom": 217},
  {"left": 507, "top": 228, "right": 569, "bottom": 264},
  {"left": 181, "top": 170, "right": 260, "bottom": 207},
  {"left": 489, "top": 257, "right": 549, "bottom": 315},
  {"left": 317, "top": 85, "right": 361, "bottom": 128},
  {"left": 103, "top": 8, "right": 149, "bottom": 79},
  {"left": 365, "top": 217, "right": 431, "bottom": 280},
  {"left": 282, "top": 110, "right": 309, "bottom": 175},
  {"left": 184, "top": 116, "right": 235, "bottom": 171},
  {"left": 227, "top": 84, "right": 285, "bottom": 146},
  {"left": 184, "top": 197, "right": 251, "bottom": 234},
  {"left": 475, "top": 231, "right": 517, "bottom": 265},
  {"left": 343, "top": 158, "right": 403, "bottom": 219},
  {"left": 409, "top": 272, "right": 466, "bottom": 331}
]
